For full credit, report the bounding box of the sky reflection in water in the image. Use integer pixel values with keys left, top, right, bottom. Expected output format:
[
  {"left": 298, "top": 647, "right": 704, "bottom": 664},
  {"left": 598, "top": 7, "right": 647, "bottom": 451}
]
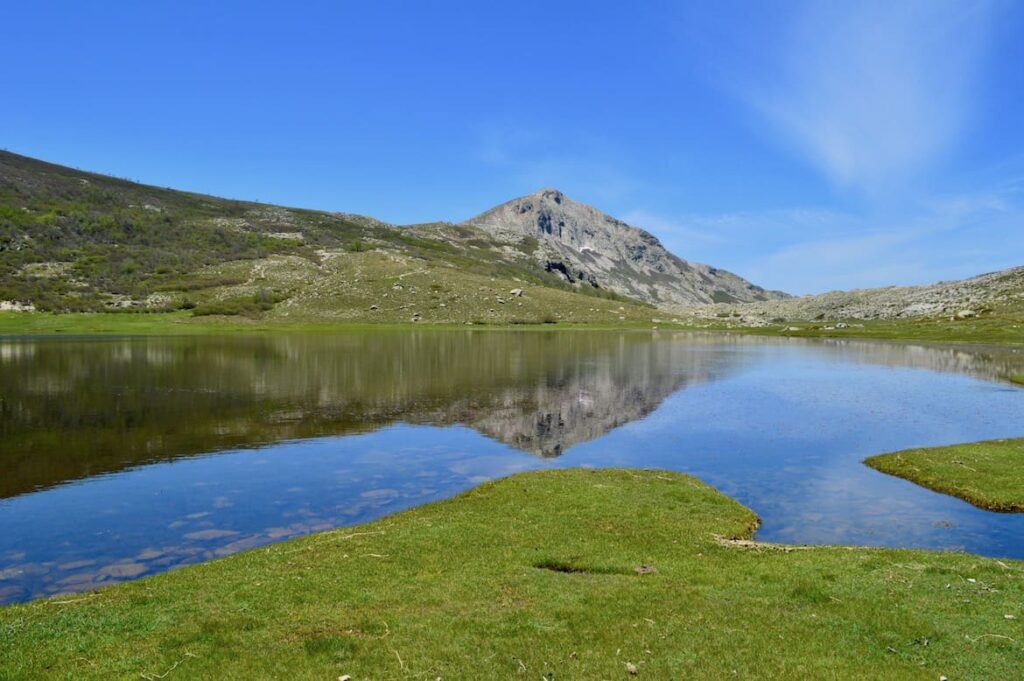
[{"left": 0, "top": 331, "right": 1022, "bottom": 603}]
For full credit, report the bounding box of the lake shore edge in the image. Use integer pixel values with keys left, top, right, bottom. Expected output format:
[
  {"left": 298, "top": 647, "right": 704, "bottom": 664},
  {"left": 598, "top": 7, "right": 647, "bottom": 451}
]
[
  {"left": 2, "top": 310, "right": 1024, "bottom": 347},
  {"left": 866, "top": 438, "right": 1024, "bottom": 512},
  {"left": 2, "top": 467, "right": 1022, "bottom": 678}
]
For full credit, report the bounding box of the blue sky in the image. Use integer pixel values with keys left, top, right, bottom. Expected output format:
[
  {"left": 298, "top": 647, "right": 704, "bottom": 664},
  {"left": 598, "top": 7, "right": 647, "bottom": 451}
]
[{"left": 3, "top": 1, "right": 1023, "bottom": 294}]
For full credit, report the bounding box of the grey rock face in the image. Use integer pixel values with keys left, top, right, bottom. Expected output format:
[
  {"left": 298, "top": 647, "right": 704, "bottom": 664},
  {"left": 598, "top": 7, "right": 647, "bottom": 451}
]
[{"left": 464, "top": 189, "right": 786, "bottom": 306}]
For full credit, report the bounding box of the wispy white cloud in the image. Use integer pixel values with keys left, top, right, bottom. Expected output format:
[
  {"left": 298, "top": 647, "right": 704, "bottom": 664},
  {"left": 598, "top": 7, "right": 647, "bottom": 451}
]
[
  {"left": 743, "top": 228, "right": 930, "bottom": 293},
  {"left": 640, "top": 0, "right": 1016, "bottom": 293},
  {"left": 737, "top": 0, "right": 995, "bottom": 193},
  {"left": 619, "top": 209, "right": 731, "bottom": 247},
  {"left": 628, "top": 181, "right": 1024, "bottom": 294}
]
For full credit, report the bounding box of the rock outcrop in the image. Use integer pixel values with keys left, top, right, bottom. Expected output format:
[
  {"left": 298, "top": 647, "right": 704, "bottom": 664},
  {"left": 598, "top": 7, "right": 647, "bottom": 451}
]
[
  {"left": 464, "top": 189, "right": 786, "bottom": 306},
  {"left": 684, "top": 266, "right": 1024, "bottom": 324}
]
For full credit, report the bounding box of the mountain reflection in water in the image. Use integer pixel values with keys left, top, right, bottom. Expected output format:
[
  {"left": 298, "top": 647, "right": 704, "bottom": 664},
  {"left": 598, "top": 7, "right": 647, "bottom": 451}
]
[
  {"left": 0, "top": 330, "right": 1022, "bottom": 603},
  {"left": 0, "top": 331, "right": 737, "bottom": 498}
]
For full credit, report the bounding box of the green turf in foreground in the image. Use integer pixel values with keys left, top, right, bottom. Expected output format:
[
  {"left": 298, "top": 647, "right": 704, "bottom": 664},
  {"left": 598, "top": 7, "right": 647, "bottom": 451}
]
[
  {"left": 2, "top": 469, "right": 1022, "bottom": 679},
  {"left": 866, "top": 439, "right": 1024, "bottom": 512}
]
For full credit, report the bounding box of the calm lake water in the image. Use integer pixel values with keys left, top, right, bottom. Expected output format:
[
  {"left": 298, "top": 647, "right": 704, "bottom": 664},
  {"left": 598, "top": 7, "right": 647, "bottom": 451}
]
[{"left": 1, "top": 330, "right": 1023, "bottom": 604}]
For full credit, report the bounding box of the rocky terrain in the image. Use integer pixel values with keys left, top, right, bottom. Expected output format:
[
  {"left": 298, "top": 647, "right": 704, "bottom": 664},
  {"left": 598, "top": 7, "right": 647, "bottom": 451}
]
[
  {"left": 682, "top": 265, "right": 1024, "bottom": 326},
  {"left": 465, "top": 188, "right": 785, "bottom": 306}
]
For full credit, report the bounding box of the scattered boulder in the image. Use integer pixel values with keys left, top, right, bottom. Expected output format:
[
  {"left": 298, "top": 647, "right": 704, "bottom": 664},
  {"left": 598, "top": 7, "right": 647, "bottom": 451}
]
[
  {"left": 956, "top": 309, "right": 977, "bottom": 319},
  {"left": 509, "top": 288, "right": 523, "bottom": 297},
  {"left": 0, "top": 300, "right": 35, "bottom": 312},
  {"left": 369, "top": 304, "right": 379, "bottom": 311}
]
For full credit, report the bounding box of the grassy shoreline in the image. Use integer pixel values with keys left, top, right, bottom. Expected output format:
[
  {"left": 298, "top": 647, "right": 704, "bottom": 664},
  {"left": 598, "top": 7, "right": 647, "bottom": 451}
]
[
  {"left": 2, "top": 468, "right": 1023, "bottom": 679},
  {"left": 866, "top": 439, "right": 1024, "bottom": 512},
  {"left": 0, "top": 311, "right": 670, "bottom": 337},
  {"left": 2, "top": 310, "right": 1024, "bottom": 346},
  {"left": 704, "top": 314, "right": 1024, "bottom": 345}
]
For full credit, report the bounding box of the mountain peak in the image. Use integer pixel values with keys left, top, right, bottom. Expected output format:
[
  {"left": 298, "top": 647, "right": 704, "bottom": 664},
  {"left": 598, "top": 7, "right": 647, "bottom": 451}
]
[
  {"left": 465, "top": 191, "right": 785, "bottom": 306},
  {"left": 529, "top": 188, "right": 566, "bottom": 202}
]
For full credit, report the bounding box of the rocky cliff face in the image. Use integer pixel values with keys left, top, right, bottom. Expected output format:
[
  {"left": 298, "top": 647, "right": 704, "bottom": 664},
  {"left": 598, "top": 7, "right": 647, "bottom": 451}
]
[{"left": 465, "top": 189, "right": 785, "bottom": 306}]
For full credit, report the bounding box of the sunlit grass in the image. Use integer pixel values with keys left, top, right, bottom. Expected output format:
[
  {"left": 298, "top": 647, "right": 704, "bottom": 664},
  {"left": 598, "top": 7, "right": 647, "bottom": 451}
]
[
  {"left": 866, "top": 439, "right": 1024, "bottom": 512},
  {"left": 2, "top": 468, "right": 1022, "bottom": 679}
]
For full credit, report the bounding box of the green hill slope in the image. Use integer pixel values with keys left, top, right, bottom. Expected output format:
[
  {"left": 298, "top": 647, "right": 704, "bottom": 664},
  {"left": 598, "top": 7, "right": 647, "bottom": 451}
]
[{"left": 0, "top": 151, "right": 654, "bottom": 323}]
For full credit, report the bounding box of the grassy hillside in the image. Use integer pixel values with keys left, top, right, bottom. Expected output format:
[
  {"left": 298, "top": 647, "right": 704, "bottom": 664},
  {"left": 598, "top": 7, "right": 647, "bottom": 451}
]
[
  {"left": 5, "top": 150, "right": 1022, "bottom": 339},
  {"left": 2, "top": 469, "right": 1022, "bottom": 679},
  {"left": 0, "top": 151, "right": 650, "bottom": 320}
]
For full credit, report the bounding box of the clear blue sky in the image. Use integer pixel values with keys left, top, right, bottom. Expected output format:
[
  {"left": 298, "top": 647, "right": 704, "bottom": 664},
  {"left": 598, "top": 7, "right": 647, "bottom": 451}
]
[{"left": 4, "top": 1, "right": 1023, "bottom": 294}]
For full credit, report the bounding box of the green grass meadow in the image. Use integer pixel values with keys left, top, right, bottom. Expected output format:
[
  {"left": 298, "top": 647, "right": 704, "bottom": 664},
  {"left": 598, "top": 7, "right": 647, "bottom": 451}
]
[
  {"left": 2, "top": 469, "right": 1022, "bottom": 679},
  {"left": 866, "top": 439, "right": 1024, "bottom": 512}
]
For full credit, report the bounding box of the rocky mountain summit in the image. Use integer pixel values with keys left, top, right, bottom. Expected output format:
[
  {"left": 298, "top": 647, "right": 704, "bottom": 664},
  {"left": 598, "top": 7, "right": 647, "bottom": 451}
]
[{"left": 464, "top": 189, "right": 785, "bottom": 306}]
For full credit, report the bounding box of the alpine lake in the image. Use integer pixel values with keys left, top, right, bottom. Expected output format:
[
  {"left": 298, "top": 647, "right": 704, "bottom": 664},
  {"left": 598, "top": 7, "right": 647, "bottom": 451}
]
[{"left": 1, "top": 329, "right": 1023, "bottom": 604}]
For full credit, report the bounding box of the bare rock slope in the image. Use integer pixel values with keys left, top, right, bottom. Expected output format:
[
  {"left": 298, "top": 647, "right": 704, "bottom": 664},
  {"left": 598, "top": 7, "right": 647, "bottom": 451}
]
[
  {"left": 464, "top": 189, "right": 785, "bottom": 306},
  {"left": 685, "top": 266, "right": 1024, "bottom": 325}
]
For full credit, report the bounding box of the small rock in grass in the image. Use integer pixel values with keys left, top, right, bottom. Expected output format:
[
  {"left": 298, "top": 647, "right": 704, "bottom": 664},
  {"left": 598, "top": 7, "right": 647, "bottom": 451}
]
[
  {"left": 635, "top": 565, "right": 657, "bottom": 575},
  {"left": 626, "top": 661, "right": 638, "bottom": 675},
  {"left": 369, "top": 304, "right": 379, "bottom": 311}
]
